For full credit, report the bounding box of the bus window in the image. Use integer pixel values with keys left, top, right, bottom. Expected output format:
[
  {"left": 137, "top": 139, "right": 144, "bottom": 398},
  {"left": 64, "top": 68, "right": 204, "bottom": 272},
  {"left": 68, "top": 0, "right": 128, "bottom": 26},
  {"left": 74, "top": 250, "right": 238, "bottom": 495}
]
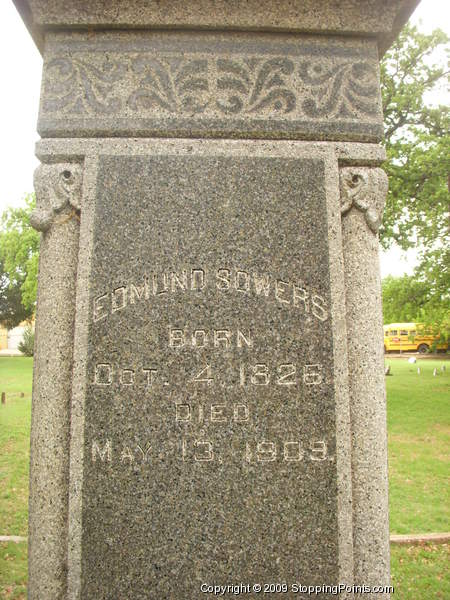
[
  {"left": 400, "top": 330, "right": 409, "bottom": 335},
  {"left": 389, "top": 330, "right": 398, "bottom": 336}
]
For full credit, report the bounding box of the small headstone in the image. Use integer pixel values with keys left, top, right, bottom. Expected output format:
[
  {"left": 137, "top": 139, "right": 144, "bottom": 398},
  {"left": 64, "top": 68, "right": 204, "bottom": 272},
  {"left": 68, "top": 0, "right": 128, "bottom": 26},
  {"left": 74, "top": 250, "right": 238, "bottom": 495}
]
[
  {"left": 384, "top": 365, "right": 391, "bottom": 376},
  {"left": 417, "top": 367, "right": 421, "bottom": 375},
  {"left": 433, "top": 368, "right": 437, "bottom": 376}
]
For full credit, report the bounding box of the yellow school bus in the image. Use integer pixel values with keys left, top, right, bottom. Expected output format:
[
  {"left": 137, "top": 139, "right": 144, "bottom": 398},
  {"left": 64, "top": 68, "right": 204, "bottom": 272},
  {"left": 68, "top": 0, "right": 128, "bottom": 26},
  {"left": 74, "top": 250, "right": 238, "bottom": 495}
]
[{"left": 383, "top": 323, "right": 448, "bottom": 354}]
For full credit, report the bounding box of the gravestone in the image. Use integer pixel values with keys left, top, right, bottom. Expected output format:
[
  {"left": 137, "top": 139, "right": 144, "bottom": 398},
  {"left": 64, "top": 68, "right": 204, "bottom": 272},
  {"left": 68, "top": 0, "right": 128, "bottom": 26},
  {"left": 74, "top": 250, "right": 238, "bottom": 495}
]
[{"left": 14, "top": 1, "right": 420, "bottom": 598}]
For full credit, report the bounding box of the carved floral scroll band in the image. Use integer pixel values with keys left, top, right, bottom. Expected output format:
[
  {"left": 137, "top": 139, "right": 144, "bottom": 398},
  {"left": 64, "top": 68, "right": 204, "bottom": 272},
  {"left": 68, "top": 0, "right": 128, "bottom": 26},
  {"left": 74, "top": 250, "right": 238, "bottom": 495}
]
[{"left": 42, "top": 54, "right": 381, "bottom": 120}]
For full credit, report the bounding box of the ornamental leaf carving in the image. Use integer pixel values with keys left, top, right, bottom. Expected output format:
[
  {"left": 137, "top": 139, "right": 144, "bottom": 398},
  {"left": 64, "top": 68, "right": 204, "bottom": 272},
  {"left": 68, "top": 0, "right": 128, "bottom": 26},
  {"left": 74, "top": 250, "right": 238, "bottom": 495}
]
[
  {"left": 216, "top": 58, "right": 296, "bottom": 115},
  {"left": 128, "top": 57, "right": 209, "bottom": 113},
  {"left": 42, "top": 58, "right": 125, "bottom": 114},
  {"left": 299, "top": 61, "right": 379, "bottom": 118}
]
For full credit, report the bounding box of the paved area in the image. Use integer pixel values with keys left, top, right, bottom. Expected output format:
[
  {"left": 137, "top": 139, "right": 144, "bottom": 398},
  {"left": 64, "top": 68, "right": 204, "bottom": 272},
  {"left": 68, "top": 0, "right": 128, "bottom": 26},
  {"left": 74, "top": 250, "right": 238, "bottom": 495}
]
[
  {"left": 2, "top": 533, "right": 450, "bottom": 545},
  {"left": 0, "top": 349, "right": 23, "bottom": 356}
]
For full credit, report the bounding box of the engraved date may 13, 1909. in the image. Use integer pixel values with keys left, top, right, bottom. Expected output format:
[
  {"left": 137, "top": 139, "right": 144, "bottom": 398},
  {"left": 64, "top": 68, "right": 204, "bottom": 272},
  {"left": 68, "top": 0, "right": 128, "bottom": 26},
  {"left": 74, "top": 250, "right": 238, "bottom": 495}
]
[{"left": 91, "top": 438, "right": 332, "bottom": 466}]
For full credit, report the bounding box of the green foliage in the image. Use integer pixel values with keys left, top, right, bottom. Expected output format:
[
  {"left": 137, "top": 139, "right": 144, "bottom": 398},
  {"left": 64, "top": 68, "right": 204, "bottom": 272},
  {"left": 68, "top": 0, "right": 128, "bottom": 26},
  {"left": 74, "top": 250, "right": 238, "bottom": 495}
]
[
  {"left": 380, "top": 24, "right": 449, "bottom": 251},
  {"left": 382, "top": 273, "right": 450, "bottom": 340},
  {"left": 17, "top": 326, "right": 34, "bottom": 357},
  {"left": 0, "top": 258, "right": 33, "bottom": 329},
  {"left": 380, "top": 25, "right": 450, "bottom": 337},
  {"left": 0, "top": 194, "right": 39, "bottom": 320},
  {"left": 382, "top": 274, "right": 429, "bottom": 324},
  {"left": 415, "top": 247, "right": 450, "bottom": 338}
]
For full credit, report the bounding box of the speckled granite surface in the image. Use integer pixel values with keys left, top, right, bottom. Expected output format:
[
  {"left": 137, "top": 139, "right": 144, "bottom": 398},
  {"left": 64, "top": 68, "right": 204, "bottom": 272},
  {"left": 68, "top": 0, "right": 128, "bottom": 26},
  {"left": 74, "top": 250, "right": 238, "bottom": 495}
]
[
  {"left": 14, "top": 0, "right": 420, "bottom": 56},
  {"left": 16, "top": 1, "right": 412, "bottom": 597},
  {"left": 37, "top": 31, "right": 383, "bottom": 142},
  {"left": 26, "top": 135, "right": 392, "bottom": 599},
  {"left": 64, "top": 146, "right": 352, "bottom": 598}
]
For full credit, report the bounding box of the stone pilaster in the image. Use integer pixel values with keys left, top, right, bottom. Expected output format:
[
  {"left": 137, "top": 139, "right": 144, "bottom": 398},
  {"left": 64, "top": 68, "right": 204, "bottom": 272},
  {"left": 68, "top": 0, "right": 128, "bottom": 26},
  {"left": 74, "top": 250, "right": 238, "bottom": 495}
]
[
  {"left": 340, "top": 167, "right": 390, "bottom": 594},
  {"left": 28, "top": 163, "right": 83, "bottom": 600}
]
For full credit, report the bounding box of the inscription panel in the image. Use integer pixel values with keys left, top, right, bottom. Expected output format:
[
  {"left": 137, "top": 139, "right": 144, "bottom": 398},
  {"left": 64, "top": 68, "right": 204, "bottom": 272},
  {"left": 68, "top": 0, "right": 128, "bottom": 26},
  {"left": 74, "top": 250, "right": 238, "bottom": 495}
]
[{"left": 77, "top": 155, "right": 341, "bottom": 598}]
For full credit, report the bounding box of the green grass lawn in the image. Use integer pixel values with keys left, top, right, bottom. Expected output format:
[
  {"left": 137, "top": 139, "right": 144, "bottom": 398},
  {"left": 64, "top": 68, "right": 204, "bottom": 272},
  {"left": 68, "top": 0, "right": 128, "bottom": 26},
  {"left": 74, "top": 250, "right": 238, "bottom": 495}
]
[
  {"left": 386, "top": 358, "right": 450, "bottom": 535},
  {"left": 0, "top": 357, "right": 32, "bottom": 600},
  {"left": 0, "top": 356, "right": 448, "bottom": 598},
  {"left": 391, "top": 544, "right": 449, "bottom": 599}
]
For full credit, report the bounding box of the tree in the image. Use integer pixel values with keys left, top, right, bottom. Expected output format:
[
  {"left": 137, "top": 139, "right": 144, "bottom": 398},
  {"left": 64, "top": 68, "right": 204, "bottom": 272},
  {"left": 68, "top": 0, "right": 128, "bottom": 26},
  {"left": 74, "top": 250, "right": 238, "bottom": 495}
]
[
  {"left": 380, "top": 23, "right": 449, "bottom": 251},
  {"left": 382, "top": 274, "right": 429, "bottom": 324},
  {"left": 380, "top": 24, "right": 450, "bottom": 336},
  {"left": 413, "top": 246, "right": 450, "bottom": 339},
  {"left": 0, "top": 194, "right": 40, "bottom": 325},
  {"left": 0, "top": 257, "right": 34, "bottom": 329},
  {"left": 382, "top": 273, "right": 449, "bottom": 343},
  {"left": 18, "top": 325, "right": 35, "bottom": 357}
]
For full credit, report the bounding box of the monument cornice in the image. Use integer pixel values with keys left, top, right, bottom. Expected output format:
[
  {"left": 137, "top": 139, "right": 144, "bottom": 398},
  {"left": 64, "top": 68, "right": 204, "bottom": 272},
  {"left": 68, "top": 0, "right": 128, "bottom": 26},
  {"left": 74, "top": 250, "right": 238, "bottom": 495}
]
[{"left": 14, "top": 0, "right": 420, "bottom": 56}]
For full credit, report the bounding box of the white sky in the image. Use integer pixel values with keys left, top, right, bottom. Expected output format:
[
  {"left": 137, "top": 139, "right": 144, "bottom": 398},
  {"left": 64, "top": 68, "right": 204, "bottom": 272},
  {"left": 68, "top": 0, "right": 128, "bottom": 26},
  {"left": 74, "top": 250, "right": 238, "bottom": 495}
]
[{"left": 0, "top": 1, "right": 448, "bottom": 278}]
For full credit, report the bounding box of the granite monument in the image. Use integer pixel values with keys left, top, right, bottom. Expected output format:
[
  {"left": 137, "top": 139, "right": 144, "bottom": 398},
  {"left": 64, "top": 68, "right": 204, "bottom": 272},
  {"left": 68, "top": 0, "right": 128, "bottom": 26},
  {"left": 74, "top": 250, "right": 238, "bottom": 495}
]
[{"left": 13, "top": 1, "right": 420, "bottom": 598}]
